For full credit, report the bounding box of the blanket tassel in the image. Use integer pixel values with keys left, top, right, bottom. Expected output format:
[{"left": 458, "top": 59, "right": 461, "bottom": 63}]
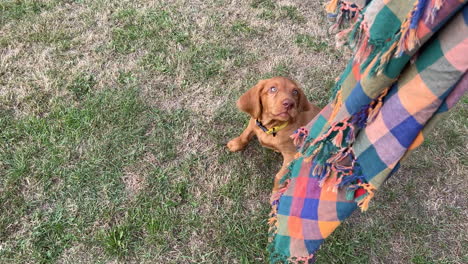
[{"left": 356, "top": 183, "right": 376, "bottom": 211}]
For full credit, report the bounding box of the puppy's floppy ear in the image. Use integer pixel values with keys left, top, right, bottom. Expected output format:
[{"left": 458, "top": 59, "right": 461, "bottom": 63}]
[
  {"left": 297, "top": 87, "right": 311, "bottom": 112},
  {"left": 237, "top": 80, "right": 266, "bottom": 119}
]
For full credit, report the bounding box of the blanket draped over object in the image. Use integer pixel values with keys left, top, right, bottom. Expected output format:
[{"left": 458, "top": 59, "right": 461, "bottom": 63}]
[{"left": 268, "top": 0, "right": 468, "bottom": 262}]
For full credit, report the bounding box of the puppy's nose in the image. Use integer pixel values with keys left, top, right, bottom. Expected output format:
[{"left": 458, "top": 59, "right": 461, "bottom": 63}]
[{"left": 282, "top": 99, "right": 294, "bottom": 110}]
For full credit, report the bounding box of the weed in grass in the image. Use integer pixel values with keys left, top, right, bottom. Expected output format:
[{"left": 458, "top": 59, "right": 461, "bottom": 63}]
[
  {"left": 444, "top": 128, "right": 464, "bottom": 149},
  {"left": 186, "top": 43, "right": 238, "bottom": 81},
  {"left": 111, "top": 26, "right": 143, "bottom": 54},
  {"left": 20, "top": 86, "right": 54, "bottom": 116},
  {"left": 0, "top": 0, "right": 49, "bottom": 25},
  {"left": 141, "top": 52, "right": 176, "bottom": 75},
  {"left": 305, "top": 68, "right": 337, "bottom": 107},
  {"left": 66, "top": 73, "right": 96, "bottom": 99},
  {"left": 231, "top": 20, "right": 256, "bottom": 36},
  {"left": 111, "top": 8, "right": 190, "bottom": 54},
  {"left": 411, "top": 256, "right": 439, "bottom": 264},
  {"left": 295, "top": 34, "right": 329, "bottom": 52},
  {"left": 28, "top": 28, "right": 73, "bottom": 47},
  {"left": 254, "top": 3, "right": 305, "bottom": 23},
  {"left": 31, "top": 206, "right": 75, "bottom": 263},
  {"left": 146, "top": 204, "right": 174, "bottom": 235},
  {"left": 259, "top": 62, "right": 291, "bottom": 79},
  {"left": 272, "top": 63, "right": 291, "bottom": 77},
  {"left": 148, "top": 109, "right": 190, "bottom": 163},
  {"left": 280, "top": 6, "right": 306, "bottom": 23},
  {"left": 117, "top": 71, "right": 136, "bottom": 85},
  {"left": 103, "top": 225, "right": 132, "bottom": 258},
  {"left": 250, "top": 0, "right": 276, "bottom": 10},
  {"left": 111, "top": 8, "right": 170, "bottom": 53},
  {"left": 258, "top": 9, "right": 276, "bottom": 20},
  {"left": 252, "top": 0, "right": 277, "bottom": 20}
]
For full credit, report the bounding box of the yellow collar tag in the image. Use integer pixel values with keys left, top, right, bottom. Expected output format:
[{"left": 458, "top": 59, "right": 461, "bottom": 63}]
[
  {"left": 265, "top": 121, "right": 289, "bottom": 135},
  {"left": 254, "top": 120, "right": 289, "bottom": 137}
]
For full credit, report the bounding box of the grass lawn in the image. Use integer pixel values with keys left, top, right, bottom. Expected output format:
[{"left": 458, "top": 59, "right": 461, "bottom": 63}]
[{"left": 0, "top": 0, "right": 466, "bottom": 263}]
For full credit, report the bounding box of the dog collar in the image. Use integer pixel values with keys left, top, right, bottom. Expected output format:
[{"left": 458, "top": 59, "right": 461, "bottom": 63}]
[{"left": 256, "top": 120, "right": 289, "bottom": 137}]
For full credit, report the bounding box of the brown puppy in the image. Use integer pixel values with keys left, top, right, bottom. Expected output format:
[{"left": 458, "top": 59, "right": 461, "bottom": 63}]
[{"left": 227, "top": 77, "right": 320, "bottom": 191}]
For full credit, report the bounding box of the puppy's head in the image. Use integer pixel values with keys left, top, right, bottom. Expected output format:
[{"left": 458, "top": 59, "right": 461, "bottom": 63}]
[{"left": 237, "top": 77, "right": 310, "bottom": 122}]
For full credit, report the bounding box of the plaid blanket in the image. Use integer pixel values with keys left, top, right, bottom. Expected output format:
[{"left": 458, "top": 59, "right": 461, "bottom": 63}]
[{"left": 268, "top": 0, "right": 468, "bottom": 262}]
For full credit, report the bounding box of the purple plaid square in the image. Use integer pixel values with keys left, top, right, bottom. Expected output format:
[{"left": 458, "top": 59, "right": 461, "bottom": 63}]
[
  {"left": 290, "top": 197, "right": 305, "bottom": 217},
  {"left": 381, "top": 93, "right": 412, "bottom": 130},
  {"left": 302, "top": 219, "right": 323, "bottom": 240},
  {"left": 373, "top": 132, "right": 406, "bottom": 166},
  {"left": 305, "top": 177, "right": 321, "bottom": 199},
  {"left": 317, "top": 200, "right": 338, "bottom": 221}
]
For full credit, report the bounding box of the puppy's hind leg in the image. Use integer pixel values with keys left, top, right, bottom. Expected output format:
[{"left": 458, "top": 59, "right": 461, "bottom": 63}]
[{"left": 227, "top": 120, "right": 255, "bottom": 152}]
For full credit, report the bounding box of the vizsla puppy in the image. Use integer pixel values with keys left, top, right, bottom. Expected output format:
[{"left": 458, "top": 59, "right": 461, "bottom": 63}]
[{"left": 227, "top": 77, "right": 320, "bottom": 191}]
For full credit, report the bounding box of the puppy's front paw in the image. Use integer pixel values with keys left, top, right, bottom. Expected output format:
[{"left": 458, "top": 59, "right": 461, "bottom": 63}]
[{"left": 227, "top": 138, "right": 246, "bottom": 152}]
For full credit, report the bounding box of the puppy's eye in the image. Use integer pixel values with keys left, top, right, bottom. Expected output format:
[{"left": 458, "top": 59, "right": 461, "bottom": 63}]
[
  {"left": 292, "top": 89, "right": 299, "bottom": 96},
  {"left": 269, "top": 87, "right": 277, "bottom": 93}
]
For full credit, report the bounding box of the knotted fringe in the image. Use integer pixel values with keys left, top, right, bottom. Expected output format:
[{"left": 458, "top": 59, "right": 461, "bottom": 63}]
[
  {"left": 304, "top": 121, "right": 374, "bottom": 212},
  {"left": 353, "top": 22, "right": 372, "bottom": 63},
  {"left": 346, "top": 17, "right": 388, "bottom": 74},
  {"left": 355, "top": 183, "right": 376, "bottom": 211},
  {"left": 268, "top": 179, "right": 291, "bottom": 232},
  {"left": 367, "top": 87, "right": 389, "bottom": 122},
  {"left": 269, "top": 254, "right": 315, "bottom": 264},
  {"left": 426, "top": 0, "right": 444, "bottom": 23},
  {"left": 290, "top": 127, "right": 310, "bottom": 149},
  {"left": 329, "top": 90, "right": 343, "bottom": 122},
  {"left": 369, "top": 33, "right": 401, "bottom": 76},
  {"left": 268, "top": 177, "right": 290, "bottom": 249},
  {"left": 351, "top": 104, "right": 371, "bottom": 129},
  {"left": 340, "top": 1, "right": 361, "bottom": 15},
  {"left": 339, "top": 164, "right": 366, "bottom": 187},
  {"left": 396, "top": 0, "right": 429, "bottom": 56},
  {"left": 350, "top": 87, "right": 390, "bottom": 128},
  {"left": 377, "top": 0, "right": 433, "bottom": 74},
  {"left": 341, "top": 0, "right": 438, "bottom": 76},
  {"left": 337, "top": 6, "right": 364, "bottom": 49},
  {"left": 302, "top": 118, "right": 357, "bottom": 188},
  {"left": 335, "top": 27, "right": 353, "bottom": 48},
  {"left": 328, "top": 1, "right": 363, "bottom": 34}
]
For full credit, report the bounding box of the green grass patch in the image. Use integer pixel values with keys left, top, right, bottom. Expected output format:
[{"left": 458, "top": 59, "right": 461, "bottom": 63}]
[
  {"left": 0, "top": 0, "right": 49, "bottom": 26},
  {"left": 142, "top": 41, "right": 241, "bottom": 81},
  {"left": 258, "top": 9, "right": 276, "bottom": 20},
  {"left": 254, "top": 3, "right": 305, "bottom": 23},
  {"left": 295, "top": 34, "right": 329, "bottom": 52},
  {"left": 188, "top": 44, "right": 237, "bottom": 80},
  {"left": 231, "top": 20, "right": 256, "bottom": 36},
  {"left": 113, "top": 7, "right": 245, "bottom": 81},
  {"left": 258, "top": 62, "right": 292, "bottom": 80},
  {"left": 66, "top": 73, "right": 96, "bottom": 99},
  {"left": 251, "top": 0, "right": 276, "bottom": 10},
  {"left": 111, "top": 8, "right": 190, "bottom": 54},
  {"left": 280, "top": 6, "right": 306, "bottom": 23},
  {"left": 28, "top": 28, "right": 74, "bottom": 49},
  {"left": 0, "top": 87, "right": 184, "bottom": 261}
]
